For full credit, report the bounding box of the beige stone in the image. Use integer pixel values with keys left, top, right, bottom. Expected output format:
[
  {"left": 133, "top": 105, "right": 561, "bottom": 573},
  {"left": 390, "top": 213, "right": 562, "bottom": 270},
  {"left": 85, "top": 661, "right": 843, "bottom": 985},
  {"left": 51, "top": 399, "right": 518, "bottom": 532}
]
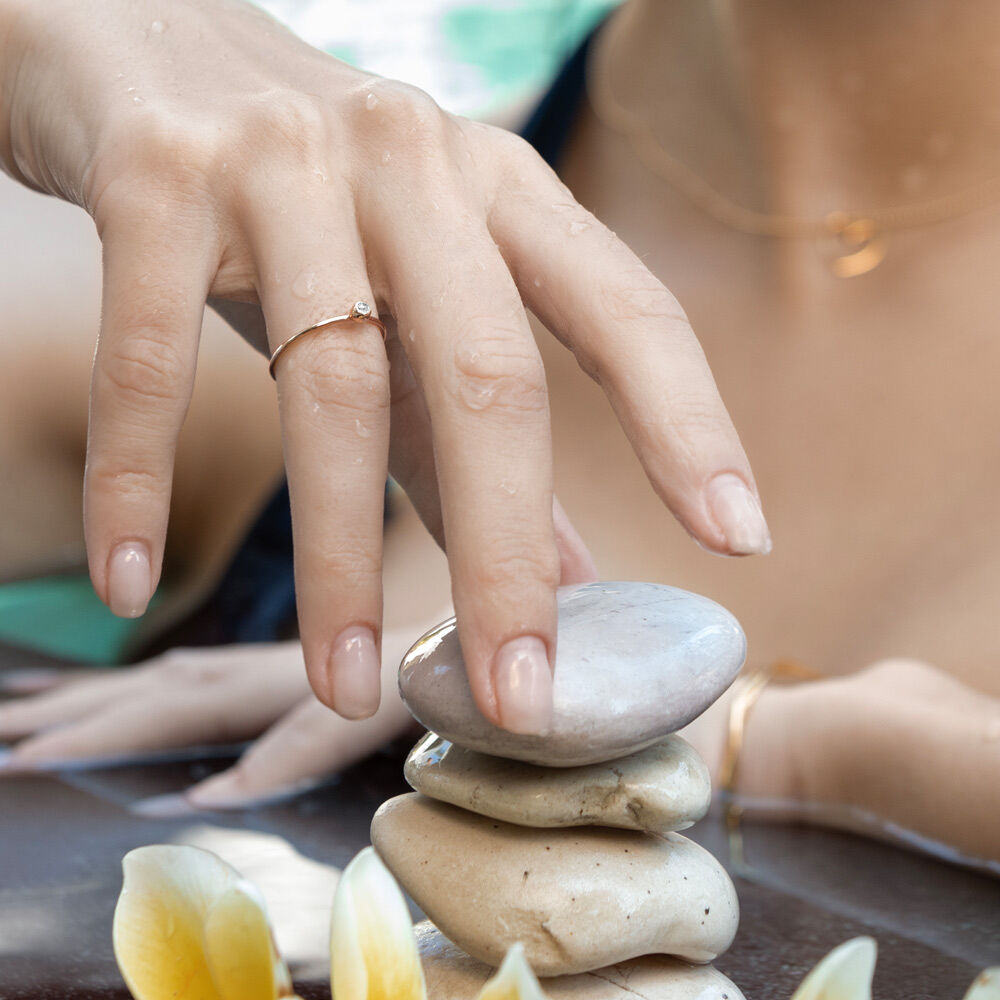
[
  {"left": 416, "top": 922, "right": 744, "bottom": 1000},
  {"left": 404, "top": 734, "right": 711, "bottom": 835},
  {"left": 371, "top": 794, "right": 739, "bottom": 977}
]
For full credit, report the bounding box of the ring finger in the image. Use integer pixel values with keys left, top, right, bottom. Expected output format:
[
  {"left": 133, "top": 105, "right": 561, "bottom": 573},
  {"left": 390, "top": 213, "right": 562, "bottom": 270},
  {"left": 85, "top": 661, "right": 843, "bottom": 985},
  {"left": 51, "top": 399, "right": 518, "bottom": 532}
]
[{"left": 249, "top": 197, "right": 390, "bottom": 719}]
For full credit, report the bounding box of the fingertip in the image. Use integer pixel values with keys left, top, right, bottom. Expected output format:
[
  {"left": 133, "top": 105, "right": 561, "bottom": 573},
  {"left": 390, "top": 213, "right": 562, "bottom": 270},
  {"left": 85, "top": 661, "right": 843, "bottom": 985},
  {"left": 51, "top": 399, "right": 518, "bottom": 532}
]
[
  {"left": 702, "top": 473, "right": 772, "bottom": 557},
  {"left": 327, "top": 626, "right": 382, "bottom": 720},
  {"left": 105, "top": 541, "right": 154, "bottom": 618},
  {"left": 492, "top": 635, "right": 553, "bottom": 736},
  {"left": 185, "top": 769, "right": 245, "bottom": 810}
]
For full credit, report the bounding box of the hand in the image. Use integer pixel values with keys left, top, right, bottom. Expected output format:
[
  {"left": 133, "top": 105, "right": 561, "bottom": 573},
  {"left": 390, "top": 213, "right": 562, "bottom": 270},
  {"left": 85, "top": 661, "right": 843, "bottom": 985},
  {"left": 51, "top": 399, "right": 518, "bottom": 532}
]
[
  {"left": 682, "top": 660, "right": 1000, "bottom": 864},
  {"left": 0, "top": 0, "right": 766, "bottom": 733},
  {"left": 0, "top": 639, "right": 415, "bottom": 808}
]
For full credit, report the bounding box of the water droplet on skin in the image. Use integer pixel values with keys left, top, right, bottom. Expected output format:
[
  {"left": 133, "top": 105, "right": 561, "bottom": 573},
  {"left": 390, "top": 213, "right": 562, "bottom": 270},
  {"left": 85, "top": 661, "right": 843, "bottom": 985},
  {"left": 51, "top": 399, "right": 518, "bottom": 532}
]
[
  {"left": 381, "top": 150, "right": 392, "bottom": 165},
  {"left": 569, "top": 221, "right": 590, "bottom": 236},
  {"left": 354, "top": 456, "right": 365, "bottom": 465},
  {"left": 463, "top": 385, "right": 496, "bottom": 411},
  {"left": 499, "top": 481, "right": 518, "bottom": 496},
  {"left": 407, "top": 328, "right": 416, "bottom": 342},
  {"left": 313, "top": 168, "right": 328, "bottom": 183},
  {"left": 137, "top": 272, "right": 152, "bottom": 286},
  {"left": 533, "top": 277, "right": 542, "bottom": 288},
  {"left": 311, "top": 401, "right": 321, "bottom": 414},
  {"left": 355, "top": 419, "right": 371, "bottom": 438},
  {"left": 366, "top": 93, "right": 378, "bottom": 110},
  {"left": 126, "top": 87, "right": 136, "bottom": 94},
  {"left": 431, "top": 200, "right": 441, "bottom": 211},
  {"left": 292, "top": 270, "right": 319, "bottom": 300},
  {"left": 150, "top": 19, "right": 165, "bottom": 33},
  {"left": 133, "top": 95, "right": 145, "bottom": 104}
]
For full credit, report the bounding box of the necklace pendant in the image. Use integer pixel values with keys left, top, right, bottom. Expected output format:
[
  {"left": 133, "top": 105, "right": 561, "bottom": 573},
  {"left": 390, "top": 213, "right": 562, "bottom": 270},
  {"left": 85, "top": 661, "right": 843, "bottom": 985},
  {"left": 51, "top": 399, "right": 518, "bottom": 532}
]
[{"left": 826, "top": 214, "right": 888, "bottom": 278}]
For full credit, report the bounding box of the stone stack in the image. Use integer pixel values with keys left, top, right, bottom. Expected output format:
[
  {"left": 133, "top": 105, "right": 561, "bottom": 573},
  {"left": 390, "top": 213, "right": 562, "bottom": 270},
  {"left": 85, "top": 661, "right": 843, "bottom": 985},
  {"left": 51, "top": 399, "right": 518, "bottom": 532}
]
[{"left": 372, "top": 582, "right": 746, "bottom": 1000}]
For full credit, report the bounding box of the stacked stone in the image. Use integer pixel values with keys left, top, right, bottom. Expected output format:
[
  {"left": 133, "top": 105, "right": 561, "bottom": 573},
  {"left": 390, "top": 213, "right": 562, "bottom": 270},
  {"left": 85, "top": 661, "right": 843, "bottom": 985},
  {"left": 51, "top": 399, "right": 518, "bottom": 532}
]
[{"left": 372, "top": 582, "right": 746, "bottom": 1000}]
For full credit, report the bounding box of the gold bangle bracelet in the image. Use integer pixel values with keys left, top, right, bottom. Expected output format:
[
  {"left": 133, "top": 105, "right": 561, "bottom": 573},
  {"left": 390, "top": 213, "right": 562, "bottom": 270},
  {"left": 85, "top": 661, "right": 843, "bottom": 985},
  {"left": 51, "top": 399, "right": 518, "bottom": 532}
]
[{"left": 719, "top": 659, "right": 822, "bottom": 833}]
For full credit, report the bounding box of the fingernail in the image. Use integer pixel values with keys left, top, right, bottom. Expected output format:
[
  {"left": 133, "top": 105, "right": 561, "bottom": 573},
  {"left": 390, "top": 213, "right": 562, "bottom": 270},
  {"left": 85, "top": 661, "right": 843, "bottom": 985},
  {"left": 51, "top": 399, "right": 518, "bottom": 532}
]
[
  {"left": 493, "top": 636, "right": 553, "bottom": 736},
  {"left": 184, "top": 772, "right": 243, "bottom": 810},
  {"left": 186, "top": 771, "right": 322, "bottom": 811},
  {"left": 130, "top": 792, "right": 200, "bottom": 818},
  {"left": 107, "top": 542, "right": 152, "bottom": 618},
  {"left": 328, "top": 626, "right": 381, "bottom": 720},
  {"left": 706, "top": 474, "right": 772, "bottom": 556}
]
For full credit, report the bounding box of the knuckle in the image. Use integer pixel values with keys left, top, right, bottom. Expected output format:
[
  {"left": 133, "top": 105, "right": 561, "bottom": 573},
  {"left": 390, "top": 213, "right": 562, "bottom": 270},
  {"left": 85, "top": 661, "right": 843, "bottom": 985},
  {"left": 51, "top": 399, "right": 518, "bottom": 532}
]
[
  {"left": 449, "top": 329, "right": 548, "bottom": 415},
  {"left": 99, "top": 330, "right": 190, "bottom": 406},
  {"left": 87, "top": 463, "right": 163, "bottom": 501},
  {"left": 599, "top": 274, "right": 691, "bottom": 335},
  {"left": 350, "top": 79, "right": 446, "bottom": 139},
  {"left": 309, "top": 543, "right": 383, "bottom": 589},
  {"left": 285, "top": 334, "right": 390, "bottom": 416},
  {"left": 96, "top": 113, "right": 223, "bottom": 207},
  {"left": 476, "top": 543, "right": 561, "bottom": 596}
]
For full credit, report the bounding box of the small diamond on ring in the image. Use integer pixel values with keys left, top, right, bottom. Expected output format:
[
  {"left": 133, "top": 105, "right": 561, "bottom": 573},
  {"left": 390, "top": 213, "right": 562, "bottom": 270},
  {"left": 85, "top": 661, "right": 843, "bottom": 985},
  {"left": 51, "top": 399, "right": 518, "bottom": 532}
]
[{"left": 352, "top": 301, "right": 372, "bottom": 318}]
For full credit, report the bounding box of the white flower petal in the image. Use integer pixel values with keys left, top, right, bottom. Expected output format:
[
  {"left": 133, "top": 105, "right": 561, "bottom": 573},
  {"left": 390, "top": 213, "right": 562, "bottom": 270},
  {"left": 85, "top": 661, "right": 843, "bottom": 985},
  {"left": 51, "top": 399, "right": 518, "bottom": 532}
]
[
  {"left": 965, "top": 969, "right": 1000, "bottom": 1000},
  {"left": 330, "top": 847, "right": 426, "bottom": 1000},
  {"left": 791, "top": 937, "right": 876, "bottom": 1000},
  {"left": 475, "top": 944, "right": 549, "bottom": 1000},
  {"left": 113, "top": 845, "right": 292, "bottom": 1000}
]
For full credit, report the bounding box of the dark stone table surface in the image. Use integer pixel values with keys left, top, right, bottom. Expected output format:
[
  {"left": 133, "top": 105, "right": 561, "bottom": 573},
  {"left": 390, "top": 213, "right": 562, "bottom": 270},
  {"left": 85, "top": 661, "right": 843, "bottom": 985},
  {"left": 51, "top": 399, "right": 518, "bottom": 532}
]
[{"left": 1, "top": 649, "right": 997, "bottom": 999}]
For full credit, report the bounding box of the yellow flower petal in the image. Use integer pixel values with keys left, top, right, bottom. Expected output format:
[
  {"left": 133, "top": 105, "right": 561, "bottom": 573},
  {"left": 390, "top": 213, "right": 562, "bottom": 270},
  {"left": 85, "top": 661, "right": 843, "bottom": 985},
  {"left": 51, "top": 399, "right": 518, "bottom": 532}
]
[
  {"left": 113, "top": 845, "right": 293, "bottom": 1000},
  {"left": 475, "top": 944, "right": 549, "bottom": 1000},
  {"left": 330, "top": 847, "right": 426, "bottom": 1000},
  {"left": 791, "top": 938, "right": 876, "bottom": 1000},
  {"left": 965, "top": 968, "right": 1000, "bottom": 1000}
]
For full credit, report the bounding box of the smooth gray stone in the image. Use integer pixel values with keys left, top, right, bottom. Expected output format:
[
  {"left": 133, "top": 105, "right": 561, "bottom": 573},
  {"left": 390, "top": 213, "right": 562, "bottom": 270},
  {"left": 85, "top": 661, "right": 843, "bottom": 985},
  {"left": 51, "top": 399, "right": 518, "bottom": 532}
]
[
  {"left": 415, "top": 922, "right": 745, "bottom": 1000},
  {"left": 372, "top": 794, "right": 740, "bottom": 977},
  {"left": 404, "top": 733, "right": 711, "bottom": 834},
  {"left": 399, "top": 581, "right": 745, "bottom": 767}
]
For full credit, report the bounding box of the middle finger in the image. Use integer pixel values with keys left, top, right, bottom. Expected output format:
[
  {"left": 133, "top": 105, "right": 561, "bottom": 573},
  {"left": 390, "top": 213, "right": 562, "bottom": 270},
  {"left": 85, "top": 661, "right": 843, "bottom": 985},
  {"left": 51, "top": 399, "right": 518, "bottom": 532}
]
[{"left": 376, "top": 206, "right": 560, "bottom": 735}]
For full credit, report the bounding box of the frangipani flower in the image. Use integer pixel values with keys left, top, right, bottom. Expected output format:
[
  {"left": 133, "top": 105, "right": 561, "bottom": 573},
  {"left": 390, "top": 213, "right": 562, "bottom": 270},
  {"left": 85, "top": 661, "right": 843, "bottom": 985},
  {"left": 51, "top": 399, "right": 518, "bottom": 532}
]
[
  {"left": 330, "top": 847, "right": 427, "bottom": 1000},
  {"left": 964, "top": 968, "right": 1000, "bottom": 1000},
  {"left": 475, "top": 944, "right": 549, "bottom": 1000},
  {"left": 330, "top": 847, "right": 546, "bottom": 1000},
  {"left": 790, "top": 937, "right": 876, "bottom": 1000},
  {"left": 113, "top": 844, "right": 298, "bottom": 1000}
]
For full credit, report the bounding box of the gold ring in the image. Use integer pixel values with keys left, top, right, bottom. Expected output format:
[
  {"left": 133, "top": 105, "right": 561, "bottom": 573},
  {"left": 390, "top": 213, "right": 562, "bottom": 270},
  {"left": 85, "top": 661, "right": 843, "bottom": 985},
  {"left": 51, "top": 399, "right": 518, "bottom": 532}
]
[{"left": 268, "top": 301, "right": 387, "bottom": 380}]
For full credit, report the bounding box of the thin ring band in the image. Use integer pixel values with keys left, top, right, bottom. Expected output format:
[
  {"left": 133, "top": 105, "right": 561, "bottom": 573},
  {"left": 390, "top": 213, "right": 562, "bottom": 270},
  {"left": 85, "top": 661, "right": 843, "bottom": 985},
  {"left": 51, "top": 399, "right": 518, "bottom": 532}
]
[{"left": 268, "top": 301, "right": 387, "bottom": 380}]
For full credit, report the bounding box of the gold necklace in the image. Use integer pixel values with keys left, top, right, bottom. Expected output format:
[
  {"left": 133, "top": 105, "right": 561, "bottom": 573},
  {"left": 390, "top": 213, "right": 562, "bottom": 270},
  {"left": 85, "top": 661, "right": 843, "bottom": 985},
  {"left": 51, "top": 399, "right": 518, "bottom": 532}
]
[{"left": 587, "top": 15, "right": 1000, "bottom": 277}]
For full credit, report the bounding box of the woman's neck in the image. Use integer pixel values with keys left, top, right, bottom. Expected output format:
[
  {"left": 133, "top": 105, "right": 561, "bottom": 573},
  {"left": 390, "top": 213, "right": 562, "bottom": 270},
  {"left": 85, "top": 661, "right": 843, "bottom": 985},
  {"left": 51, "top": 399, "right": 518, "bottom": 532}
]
[{"left": 600, "top": 0, "right": 1000, "bottom": 217}]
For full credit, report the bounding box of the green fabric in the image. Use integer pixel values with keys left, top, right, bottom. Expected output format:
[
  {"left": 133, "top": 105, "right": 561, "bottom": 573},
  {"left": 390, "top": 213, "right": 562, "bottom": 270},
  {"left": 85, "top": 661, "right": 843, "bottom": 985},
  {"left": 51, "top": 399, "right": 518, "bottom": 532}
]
[
  {"left": 441, "top": 0, "right": 616, "bottom": 108},
  {"left": 0, "top": 575, "right": 157, "bottom": 664}
]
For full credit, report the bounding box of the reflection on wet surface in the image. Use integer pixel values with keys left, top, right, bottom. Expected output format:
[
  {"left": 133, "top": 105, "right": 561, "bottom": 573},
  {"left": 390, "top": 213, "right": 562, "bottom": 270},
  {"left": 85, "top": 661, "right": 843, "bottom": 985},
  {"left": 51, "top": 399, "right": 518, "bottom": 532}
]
[{"left": 1, "top": 660, "right": 998, "bottom": 998}]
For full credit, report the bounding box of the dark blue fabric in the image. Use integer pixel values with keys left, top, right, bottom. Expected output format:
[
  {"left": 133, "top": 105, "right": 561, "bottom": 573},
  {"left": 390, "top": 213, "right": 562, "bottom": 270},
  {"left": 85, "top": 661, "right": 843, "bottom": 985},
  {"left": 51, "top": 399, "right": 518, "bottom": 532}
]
[
  {"left": 190, "top": 28, "right": 596, "bottom": 647},
  {"left": 519, "top": 25, "right": 594, "bottom": 170}
]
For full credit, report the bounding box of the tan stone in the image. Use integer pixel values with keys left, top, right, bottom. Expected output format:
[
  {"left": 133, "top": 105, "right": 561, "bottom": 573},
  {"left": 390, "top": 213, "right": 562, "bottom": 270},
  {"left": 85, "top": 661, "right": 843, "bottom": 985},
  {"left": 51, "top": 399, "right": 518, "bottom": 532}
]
[
  {"left": 404, "top": 734, "right": 711, "bottom": 835},
  {"left": 371, "top": 794, "right": 739, "bottom": 977},
  {"left": 416, "top": 922, "right": 744, "bottom": 1000}
]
